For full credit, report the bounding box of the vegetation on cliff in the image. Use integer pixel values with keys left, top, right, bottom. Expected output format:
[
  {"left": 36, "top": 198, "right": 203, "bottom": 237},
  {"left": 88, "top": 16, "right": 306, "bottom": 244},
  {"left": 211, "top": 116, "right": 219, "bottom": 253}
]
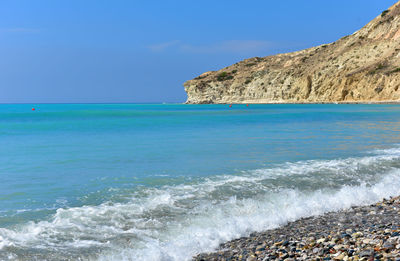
[{"left": 184, "top": 1, "right": 400, "bottom": 104}]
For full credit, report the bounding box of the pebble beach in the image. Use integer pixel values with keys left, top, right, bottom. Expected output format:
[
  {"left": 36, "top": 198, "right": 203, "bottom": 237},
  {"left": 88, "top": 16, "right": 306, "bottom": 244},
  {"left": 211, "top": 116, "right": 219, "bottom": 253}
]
[{"left": 194, "top": 196, "right": 400, "bottom": 261}]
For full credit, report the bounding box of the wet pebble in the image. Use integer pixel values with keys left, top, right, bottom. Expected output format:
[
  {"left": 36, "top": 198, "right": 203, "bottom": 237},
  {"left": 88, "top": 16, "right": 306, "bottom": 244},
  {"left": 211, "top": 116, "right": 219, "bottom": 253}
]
[{"left": 193, "top": 196, "right": 400, "bottom": 261}]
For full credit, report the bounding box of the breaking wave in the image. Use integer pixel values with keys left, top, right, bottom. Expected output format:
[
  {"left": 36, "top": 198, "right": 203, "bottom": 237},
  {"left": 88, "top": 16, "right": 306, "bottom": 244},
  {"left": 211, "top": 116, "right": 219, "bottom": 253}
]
[{"left": 2, "top": 147, "right": 400, "bottom": 260}]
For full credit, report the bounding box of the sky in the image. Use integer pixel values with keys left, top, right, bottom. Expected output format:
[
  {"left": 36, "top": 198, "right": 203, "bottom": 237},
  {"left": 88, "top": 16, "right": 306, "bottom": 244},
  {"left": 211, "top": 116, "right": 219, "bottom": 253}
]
[{"left": 0, "top": 0, "right": 398, "bottom": 103}]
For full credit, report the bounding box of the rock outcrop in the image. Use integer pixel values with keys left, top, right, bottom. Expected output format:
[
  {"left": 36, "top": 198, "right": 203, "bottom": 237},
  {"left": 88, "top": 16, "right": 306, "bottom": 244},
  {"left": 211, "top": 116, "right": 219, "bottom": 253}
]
[{"left": 184, "top": 2, "right": 400, "bottom": 104}]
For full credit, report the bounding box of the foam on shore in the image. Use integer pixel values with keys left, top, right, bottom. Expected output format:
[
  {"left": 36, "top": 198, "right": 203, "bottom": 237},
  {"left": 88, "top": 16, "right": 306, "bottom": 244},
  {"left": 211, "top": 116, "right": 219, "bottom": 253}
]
[{"left": 2, "top": 147, "right": 400, "bottom": 260}]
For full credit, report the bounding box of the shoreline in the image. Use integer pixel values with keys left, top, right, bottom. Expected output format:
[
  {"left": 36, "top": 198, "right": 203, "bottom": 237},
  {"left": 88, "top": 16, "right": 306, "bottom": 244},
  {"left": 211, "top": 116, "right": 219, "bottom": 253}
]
[
  {"left": 185, "top": 101, "right": 400, "bottom": 105},
  {"left": 193, "top": 196, "right": 400, "bottom": 260}
]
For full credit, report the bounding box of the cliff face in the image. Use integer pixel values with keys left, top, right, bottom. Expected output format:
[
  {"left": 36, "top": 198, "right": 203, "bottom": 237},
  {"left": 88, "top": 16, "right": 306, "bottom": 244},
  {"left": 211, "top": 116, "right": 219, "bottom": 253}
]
[{"left": 184, "top": 2, "right": 400, "bottom": 104}]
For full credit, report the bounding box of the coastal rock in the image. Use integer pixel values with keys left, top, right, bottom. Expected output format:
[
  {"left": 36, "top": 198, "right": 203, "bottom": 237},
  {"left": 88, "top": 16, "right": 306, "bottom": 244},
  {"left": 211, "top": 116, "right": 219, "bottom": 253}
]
[{"left": 184, "top": 1, "right": 400, "bottom": 104}]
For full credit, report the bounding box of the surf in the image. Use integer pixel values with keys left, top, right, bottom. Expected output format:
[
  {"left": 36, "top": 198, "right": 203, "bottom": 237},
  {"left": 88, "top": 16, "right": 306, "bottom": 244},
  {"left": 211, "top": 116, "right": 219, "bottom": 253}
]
[{"left": 2, "top": 146, "right": 400, "bottom": 260}]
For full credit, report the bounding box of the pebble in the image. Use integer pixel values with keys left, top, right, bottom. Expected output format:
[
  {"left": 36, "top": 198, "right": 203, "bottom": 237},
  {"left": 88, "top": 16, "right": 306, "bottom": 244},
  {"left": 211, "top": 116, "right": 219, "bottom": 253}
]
[{"left": 193, "top": 196, "right": 400, "bottom": 261}]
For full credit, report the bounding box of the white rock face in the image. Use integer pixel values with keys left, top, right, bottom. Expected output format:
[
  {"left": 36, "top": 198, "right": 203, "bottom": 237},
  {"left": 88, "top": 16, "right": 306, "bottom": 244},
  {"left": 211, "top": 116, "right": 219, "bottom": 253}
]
[{"left": 184, "top": 2, "right": 400, "bottom": 104}]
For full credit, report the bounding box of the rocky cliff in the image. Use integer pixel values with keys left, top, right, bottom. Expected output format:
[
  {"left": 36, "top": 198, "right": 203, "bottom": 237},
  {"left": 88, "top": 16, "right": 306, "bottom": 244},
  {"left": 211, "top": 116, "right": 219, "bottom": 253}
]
[{"left": 184, "top": 2, "right": 400, "bottom": 104}]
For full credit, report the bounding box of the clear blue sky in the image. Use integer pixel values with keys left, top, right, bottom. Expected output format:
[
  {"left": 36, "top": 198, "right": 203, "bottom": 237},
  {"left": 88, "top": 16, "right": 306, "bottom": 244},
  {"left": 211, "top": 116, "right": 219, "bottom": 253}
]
[{"left": 0, "top": 0, "right": 397, "bottom": 103}]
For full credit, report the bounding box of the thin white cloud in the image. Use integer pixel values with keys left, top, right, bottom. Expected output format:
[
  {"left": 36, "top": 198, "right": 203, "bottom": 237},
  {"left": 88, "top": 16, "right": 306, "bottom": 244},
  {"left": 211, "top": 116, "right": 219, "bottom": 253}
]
[
  {"left": 0, "top": 28, "right": 40, "bottom": 33},
  {"left": 147, "top": 40, "right": 273, "bottom": 54},
  {"left": 181, "top": 40, "right": 273, "bottom": 54},
  {"left": 147, "top": 40, "right": 180, "bottom": 52}
]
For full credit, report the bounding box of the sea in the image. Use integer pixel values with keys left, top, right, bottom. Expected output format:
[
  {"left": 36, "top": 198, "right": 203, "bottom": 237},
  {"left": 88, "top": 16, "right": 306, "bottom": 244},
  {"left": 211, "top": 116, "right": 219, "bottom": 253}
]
[{"left": 1, "top": 103, "right": 400, "bottom": 260}]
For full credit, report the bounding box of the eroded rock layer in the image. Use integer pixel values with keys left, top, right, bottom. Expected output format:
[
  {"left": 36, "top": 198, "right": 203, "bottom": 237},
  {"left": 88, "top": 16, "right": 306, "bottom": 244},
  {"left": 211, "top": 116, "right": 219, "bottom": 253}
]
[{"left": 184, "top": 2, "right": 400, "bottom": 104}]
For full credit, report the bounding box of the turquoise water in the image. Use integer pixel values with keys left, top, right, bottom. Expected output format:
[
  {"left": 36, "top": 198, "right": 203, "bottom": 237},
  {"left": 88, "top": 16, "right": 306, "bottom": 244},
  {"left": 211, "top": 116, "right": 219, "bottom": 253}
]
[{"left": 1, "top": 104, "right": 400, "bottom": 260}]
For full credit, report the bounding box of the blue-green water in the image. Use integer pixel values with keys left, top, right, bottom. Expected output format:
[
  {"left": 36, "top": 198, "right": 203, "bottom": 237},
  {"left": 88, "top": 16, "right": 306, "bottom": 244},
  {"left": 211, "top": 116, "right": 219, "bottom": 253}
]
[{"left": 1, "top": 104, "right": 400, "bottom": 260}]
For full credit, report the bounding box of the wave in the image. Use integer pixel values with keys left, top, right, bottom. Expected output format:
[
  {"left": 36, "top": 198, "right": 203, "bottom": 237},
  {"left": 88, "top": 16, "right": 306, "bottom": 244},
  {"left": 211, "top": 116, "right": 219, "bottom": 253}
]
[{"left": 2, "top": 147, "right": 400, "bottom": 260}]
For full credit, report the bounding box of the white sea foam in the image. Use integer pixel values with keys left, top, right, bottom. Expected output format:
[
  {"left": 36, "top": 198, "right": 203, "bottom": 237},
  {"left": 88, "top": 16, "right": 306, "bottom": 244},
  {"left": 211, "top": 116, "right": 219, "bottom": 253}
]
[
  {"left": 2, "top": 147, "right": 400, "bottom": 260},
  {"left": 100, "top": 171, "right": 400, "bottom": 261}
]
